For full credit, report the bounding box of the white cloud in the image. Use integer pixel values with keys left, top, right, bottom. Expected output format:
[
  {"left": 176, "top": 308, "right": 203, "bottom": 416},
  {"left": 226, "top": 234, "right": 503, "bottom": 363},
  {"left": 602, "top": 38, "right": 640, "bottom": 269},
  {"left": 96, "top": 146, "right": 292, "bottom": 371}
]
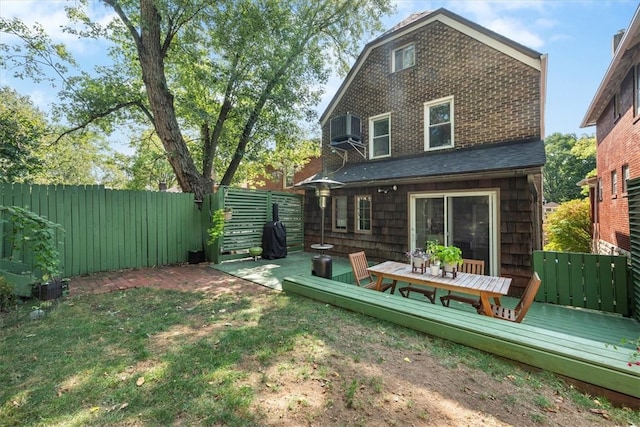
[{"left": 1, "top": 0, "right": 115, "bottom": 55}]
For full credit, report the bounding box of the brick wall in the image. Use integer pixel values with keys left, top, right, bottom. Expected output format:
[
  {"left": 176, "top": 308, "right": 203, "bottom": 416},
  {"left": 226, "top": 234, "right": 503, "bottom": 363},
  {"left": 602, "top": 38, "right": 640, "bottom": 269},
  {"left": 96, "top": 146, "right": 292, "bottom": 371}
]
[
  {"left": 595, "top": 60, "right": 640, "bottom": 253},
  {"left": 322, "top": 20, "right": 541, "bottom": 172},
  {"left": 253, "top": 156, "right": 322, "bottom": 194}
]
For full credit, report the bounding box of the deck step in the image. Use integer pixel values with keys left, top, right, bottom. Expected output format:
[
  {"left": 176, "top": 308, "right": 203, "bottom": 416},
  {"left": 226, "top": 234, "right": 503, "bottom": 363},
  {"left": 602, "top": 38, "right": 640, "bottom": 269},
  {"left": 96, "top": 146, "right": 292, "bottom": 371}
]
[{"left": 282, "top": 275, "right": 640, "bottom": 399}]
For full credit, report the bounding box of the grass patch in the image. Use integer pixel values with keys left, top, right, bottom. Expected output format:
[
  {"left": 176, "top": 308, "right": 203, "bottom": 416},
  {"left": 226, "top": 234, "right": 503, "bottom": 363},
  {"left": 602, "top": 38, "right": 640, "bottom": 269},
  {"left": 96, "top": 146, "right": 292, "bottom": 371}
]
[{"left": 1, "top": 286, "right": 638, "bottom": 426}]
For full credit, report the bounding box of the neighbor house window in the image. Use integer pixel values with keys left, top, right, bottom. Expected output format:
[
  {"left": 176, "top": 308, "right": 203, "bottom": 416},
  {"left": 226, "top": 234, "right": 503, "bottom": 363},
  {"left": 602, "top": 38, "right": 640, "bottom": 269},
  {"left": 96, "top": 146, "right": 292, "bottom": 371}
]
[
  {"left": 611, "top": 170, "right": 618, "bottom": 197},
  {"left": 355, "top": 195, "right": 372, "bottom": 233},
  {"left": 332, "top": 196, "right": 347, "bottom": 232},
  {"left": 613, "top": 92, "right": 621, "bottom": 120},
  {"left": 598, "top": 177, "right": 603, "bottom": 201},
  {"left": 623, "top": 164, "right": 630, "bottom": 193},
  {"left": 635, "top": 64, "right": 640, "bottom": 117},
  {"left": 369, "top": 114, "right": 391, "bottom": 158},
  {"left": 283, "top": 166, "right": 294, "bottom": 188},
  {"left": 424, "top": 96, "right": 454, "bottom": 150},
  {"left": 393, "top": 44, "right": 415, "bottom": 72}
]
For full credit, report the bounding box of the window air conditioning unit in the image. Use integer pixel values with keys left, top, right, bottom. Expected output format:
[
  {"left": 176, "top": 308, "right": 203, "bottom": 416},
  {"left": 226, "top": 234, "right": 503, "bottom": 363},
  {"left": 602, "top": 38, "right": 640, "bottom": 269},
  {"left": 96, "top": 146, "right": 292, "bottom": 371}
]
[{"left": 330, "top": 113, "right": 362, "bottom": 150}]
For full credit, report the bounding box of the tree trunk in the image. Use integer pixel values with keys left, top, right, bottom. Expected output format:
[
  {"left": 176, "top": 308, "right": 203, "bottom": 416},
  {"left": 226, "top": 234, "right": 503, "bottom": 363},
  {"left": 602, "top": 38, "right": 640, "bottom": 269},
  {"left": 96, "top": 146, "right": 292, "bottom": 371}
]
[{"left": 137, "top": 0, "right": 212, "bottom": 200}]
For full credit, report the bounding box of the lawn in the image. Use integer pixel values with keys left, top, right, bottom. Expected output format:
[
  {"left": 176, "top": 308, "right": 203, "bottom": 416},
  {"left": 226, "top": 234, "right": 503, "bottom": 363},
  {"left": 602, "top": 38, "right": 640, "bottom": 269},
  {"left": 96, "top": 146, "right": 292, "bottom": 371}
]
[{"left": 1, "top": 285, "right": 638, "bottom": 426}]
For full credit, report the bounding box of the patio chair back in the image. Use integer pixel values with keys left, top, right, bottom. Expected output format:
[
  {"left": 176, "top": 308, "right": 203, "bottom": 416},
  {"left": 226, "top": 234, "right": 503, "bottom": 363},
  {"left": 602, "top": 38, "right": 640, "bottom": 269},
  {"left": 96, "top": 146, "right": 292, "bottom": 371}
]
[
  {"left": 458, "top": 259, "right": 485, "bottom": 274},
  {"left": 348, "top": 252, "right": 395, "bottom": 293},
  {"left": 440, "top": 259, "right": 485, "bottom": 307},
  {"left": 491, "top": 272, "right": 541, "bottom": 323}
]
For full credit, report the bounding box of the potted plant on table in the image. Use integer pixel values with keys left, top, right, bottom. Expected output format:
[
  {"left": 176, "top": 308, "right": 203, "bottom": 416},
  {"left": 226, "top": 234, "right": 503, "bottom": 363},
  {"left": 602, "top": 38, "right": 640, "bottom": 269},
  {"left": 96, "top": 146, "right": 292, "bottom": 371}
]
[
  {"left": 436, "top": 245, "right": 462, "bottom": 277},
  {"left": 425, "top": 240, "right": 441, "bottom": 275}
]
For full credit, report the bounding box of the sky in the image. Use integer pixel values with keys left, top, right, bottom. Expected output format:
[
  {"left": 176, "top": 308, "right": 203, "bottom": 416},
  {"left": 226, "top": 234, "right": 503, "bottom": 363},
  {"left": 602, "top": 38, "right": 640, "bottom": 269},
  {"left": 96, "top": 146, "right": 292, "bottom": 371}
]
[{"left": 1, "top": 0, "right": 638, "bottom": 151}]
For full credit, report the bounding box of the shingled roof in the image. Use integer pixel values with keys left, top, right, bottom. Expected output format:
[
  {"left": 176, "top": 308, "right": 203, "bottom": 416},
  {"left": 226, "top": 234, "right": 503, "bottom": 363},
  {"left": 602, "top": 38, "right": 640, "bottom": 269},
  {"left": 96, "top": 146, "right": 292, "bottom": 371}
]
[{"left": 325, "top": 139, "right": 545, "bottom": 185}]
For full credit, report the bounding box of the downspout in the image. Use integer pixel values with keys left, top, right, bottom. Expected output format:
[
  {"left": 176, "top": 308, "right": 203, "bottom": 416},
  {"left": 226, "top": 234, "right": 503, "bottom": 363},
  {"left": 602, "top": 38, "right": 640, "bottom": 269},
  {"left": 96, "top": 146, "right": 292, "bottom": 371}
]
[{"left": 528, "top": 174, "right": 542, "bottom": 251}]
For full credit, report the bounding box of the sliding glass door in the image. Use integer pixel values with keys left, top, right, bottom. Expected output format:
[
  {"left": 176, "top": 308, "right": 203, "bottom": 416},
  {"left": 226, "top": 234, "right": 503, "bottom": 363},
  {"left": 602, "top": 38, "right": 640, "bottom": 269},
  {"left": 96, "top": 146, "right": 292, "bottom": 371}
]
[{"left": 410, "top": 191, "right": 498, "bottom": 275}]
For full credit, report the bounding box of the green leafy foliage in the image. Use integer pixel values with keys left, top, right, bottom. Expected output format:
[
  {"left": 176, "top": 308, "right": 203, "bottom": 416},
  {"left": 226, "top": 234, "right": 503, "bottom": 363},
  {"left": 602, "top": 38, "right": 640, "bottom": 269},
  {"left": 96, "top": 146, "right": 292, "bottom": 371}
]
[
  {"left": 544, "top": 133, "right": 596, "bottom": 203},
  {"left": 543, "top": 199, "right": 591, "bottom": 253},
  {"left": 0, "top": 205, "right": 65, "bottom": 281},
  {"left": 0, "top": 87, "right": 46, "bottom": 182},
  {"left": 2, "top": 0, "right": 394, "bottom": 199},
  {"left": 0, "top": 276, "right": 16, "bottom": 312}
]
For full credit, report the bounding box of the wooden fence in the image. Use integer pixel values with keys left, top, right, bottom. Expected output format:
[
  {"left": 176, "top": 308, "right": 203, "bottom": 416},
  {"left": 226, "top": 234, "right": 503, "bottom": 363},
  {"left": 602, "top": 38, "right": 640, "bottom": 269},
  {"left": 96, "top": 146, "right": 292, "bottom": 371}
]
[
  {"left": 204, "top": 186, "right": 304, "bottom": 264},
  {"left": 0, "top": 183, "right": 203, "bottom": 279},
  {"left": 532, "top": 250, "right": 632, "bottom": 317}
]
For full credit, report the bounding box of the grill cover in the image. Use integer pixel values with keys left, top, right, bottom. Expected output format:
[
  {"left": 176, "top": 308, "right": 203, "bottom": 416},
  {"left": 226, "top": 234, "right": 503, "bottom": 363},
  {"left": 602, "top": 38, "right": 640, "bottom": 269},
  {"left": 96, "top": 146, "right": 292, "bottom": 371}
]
[{"left": 262, "top": 203, "right": 287, "bottom": 260}]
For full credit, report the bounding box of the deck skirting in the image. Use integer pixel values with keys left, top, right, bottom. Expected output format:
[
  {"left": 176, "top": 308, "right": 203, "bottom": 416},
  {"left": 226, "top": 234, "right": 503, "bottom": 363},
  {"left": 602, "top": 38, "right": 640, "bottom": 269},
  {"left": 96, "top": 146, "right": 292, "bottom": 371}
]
[{"left": 282, "top": 275, "right": 640, "bottom": 400}]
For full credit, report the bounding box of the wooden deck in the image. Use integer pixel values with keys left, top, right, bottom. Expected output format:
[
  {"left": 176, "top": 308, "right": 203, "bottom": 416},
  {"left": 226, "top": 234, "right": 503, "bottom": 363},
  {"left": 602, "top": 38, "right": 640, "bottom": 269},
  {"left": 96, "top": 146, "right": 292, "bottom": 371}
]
[{"left": 212, "top": 252, "right": 640, "bottom": 402}]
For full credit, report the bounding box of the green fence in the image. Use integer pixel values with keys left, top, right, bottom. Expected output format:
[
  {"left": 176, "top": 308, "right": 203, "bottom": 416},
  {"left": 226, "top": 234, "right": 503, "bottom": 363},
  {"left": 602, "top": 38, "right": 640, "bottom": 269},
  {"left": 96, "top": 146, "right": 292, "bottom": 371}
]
[
  {"left": 532, "top": 250, "right": 631, "bottom": 316},
  {"left": 204, "top": 186, "right": 304, "bottom": 264},
  {"left": 0, "top": 183, "right": 203, "bottom": 279}
]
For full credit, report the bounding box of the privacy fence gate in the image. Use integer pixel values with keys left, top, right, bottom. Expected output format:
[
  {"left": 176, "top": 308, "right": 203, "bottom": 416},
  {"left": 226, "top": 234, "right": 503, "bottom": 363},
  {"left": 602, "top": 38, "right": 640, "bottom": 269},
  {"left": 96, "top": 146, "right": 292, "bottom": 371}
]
[{"left": 204, "top": 186, "right": 304, "bottom": 264}]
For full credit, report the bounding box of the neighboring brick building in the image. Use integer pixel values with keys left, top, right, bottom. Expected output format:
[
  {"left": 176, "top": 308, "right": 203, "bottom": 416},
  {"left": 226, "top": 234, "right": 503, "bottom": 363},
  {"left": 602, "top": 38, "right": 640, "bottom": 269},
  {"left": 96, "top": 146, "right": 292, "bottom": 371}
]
[
  {"left": 303, "top": 8, "right": 547, "bottom": 293},
  {"left": 581, "top": 6, "right": 640, "bottom": 256},
  {"left": 254, "top": 156, "right": 322, "bottom": 194}
]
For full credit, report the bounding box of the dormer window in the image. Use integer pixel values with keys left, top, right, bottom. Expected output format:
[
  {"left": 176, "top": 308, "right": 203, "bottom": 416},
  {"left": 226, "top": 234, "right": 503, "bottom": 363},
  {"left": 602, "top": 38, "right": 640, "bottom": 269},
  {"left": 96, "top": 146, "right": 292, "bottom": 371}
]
[{"left": 393, "top": 44, "right": 415, "bottom": 72}]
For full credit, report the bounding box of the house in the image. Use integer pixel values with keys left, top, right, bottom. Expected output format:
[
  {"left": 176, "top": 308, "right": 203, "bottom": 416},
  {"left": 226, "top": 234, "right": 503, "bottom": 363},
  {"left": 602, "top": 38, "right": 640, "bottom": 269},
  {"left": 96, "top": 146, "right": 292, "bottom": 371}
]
[
  {"left": 253, "top": 156, "right": 323, "bottom": 194},
  {"left": 302, "top": 8, "right": 547, "bottom": 294},
  {"left": 580, "top": 5, "right": 640, "bottom": 256}
]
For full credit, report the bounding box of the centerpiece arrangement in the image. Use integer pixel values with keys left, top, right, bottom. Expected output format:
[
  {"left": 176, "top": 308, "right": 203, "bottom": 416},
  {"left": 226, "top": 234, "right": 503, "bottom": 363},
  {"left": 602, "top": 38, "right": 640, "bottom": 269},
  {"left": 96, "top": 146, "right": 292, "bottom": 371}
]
[{"left": 436, "top": 244, "right": 462, "bottom": 278}]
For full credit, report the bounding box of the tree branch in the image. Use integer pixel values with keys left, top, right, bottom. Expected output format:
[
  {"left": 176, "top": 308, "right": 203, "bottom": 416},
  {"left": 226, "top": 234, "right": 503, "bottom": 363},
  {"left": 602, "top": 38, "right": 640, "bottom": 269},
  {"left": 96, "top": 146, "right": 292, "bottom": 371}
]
[{"left": 54, "top": 100, "right": 153, "bottom": 144}]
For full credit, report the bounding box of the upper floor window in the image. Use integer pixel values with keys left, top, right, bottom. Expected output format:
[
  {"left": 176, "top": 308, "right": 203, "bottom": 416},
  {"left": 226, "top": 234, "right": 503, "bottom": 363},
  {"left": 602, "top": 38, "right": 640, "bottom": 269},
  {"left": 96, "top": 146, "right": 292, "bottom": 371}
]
[
  {"left": 597, "top": 177, "right": 603, "bottom": 202},
  {"left": 355, "top": 195, "right": 372, "bottom": 233},
  {"left": 392, "top": 44, "right": 415, "bottom": 72},
  {"left": 611, "top": 170, "right": 618, "bottom": 197},
  {"left": 635, "top": 64, "right": 640, "bottom": 117},
  {"left": 613, "top": 92, "right": 621, "bottom": 120},
  {"left": 332, "top": 195, "right": 347, "bottom": 232},
  {"left": 424, "top": 96, "right": 454, "bottom": 150},
  {"left": 369, "top": 113, "right": 391, "bottom": 159},
  {"left": 623, "top": 164, "right": 630, "bottom": 194}
]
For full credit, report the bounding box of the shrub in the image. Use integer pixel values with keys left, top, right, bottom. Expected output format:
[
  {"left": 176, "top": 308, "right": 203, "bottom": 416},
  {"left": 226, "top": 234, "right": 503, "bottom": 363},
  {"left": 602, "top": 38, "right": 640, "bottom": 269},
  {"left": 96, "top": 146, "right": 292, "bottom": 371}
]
[{"left": 543, "top": 199, "right": 591, "bottom": 253}]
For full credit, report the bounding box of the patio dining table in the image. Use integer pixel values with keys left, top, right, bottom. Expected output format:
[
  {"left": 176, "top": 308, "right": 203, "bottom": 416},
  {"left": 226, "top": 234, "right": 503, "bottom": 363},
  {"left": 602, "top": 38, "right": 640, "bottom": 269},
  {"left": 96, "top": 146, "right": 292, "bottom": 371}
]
[{"left": 367, "top": 261, "right": 512, "bottom": 318}]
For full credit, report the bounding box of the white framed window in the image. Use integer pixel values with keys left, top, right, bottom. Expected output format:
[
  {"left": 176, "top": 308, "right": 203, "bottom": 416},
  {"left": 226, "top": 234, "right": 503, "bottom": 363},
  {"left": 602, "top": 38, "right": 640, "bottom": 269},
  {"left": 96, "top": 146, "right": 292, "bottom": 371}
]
[
  {"left": 611, "top": 170, "right": 618, "bottom": 197},
  {"left": 332, "top": 195, "right": 347, "bottom": 232},
  {"left": 623, "top": 164, "right": 630, "bottom": 193},
  {"left": 283, "top": 165, "right": 294, "bottom": 188},
  {"left": 355, "top": 195, "right": 372, "bottom": 233},
  {"left": 635, "top": 64, "right": 640, "bottom": 117},
  {"left": 392, "top": 44, "right": 415, "bottom": 72},
  {"left": 369, "top": 113, "right": 391, "bottom": 159},
  {"left": 597, "top": 177, "right": 603, "bottom": 201},
  {"left": 424, "top": 96, "right": 454, "bottom": 150}
]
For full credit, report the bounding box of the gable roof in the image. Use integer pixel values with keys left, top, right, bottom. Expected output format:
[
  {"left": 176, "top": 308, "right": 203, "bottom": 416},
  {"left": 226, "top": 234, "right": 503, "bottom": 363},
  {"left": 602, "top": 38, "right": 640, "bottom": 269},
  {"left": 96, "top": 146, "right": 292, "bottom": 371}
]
[
  {"left": 320, "top": 8, "right": 545, "bottom": 126},
  {"left": 581, "top": 5, "right": 640, "bottom": 128},
  {"left": 320, "top": 139, "right": 545, "bottom": 186}
]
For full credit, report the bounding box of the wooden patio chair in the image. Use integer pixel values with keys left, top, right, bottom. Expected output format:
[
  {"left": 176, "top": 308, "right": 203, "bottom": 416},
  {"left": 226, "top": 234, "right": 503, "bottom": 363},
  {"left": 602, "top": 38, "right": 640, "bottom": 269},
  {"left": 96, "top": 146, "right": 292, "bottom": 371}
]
[
  {"left": 440, "top": 259, "right": 485, "bottom": 308},
  {"left": 348, "top": 252, "right": 396, "bottom": 294},
  {"left": 488, "top": 272, "right": 541, "bottom": 323}
]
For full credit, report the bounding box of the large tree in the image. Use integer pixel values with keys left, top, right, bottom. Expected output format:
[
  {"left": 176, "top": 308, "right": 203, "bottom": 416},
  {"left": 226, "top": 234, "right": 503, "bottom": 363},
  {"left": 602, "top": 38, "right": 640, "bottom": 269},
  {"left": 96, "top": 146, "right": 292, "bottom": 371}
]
[
  {"left": 0, "top": 87, "right": 46, "bottom": 182},
  {"left": 543, "top": 133, "right": 596, "bottom": 203},
  {"left": 1, "top": 0, "right": 393, "bottom": 200}
]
